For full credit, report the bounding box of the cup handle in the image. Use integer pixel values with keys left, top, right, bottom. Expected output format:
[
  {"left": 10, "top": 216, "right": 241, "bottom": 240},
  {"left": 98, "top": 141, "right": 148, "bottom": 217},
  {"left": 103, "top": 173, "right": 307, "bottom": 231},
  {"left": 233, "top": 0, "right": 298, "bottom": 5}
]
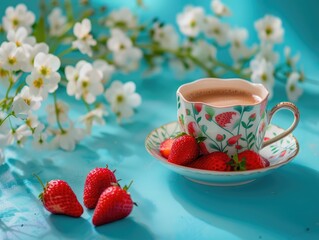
[{"left": 261, "top": 102, "right": 300, "bottom": 149}]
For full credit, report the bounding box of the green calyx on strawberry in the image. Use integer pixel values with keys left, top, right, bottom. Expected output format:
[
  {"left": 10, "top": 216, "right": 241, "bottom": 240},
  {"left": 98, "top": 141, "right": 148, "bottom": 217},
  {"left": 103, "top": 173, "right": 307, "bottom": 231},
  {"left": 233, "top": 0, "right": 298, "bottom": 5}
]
[
  {"left": 83, "top": 166, "right": 117, "bottom": 209},
  {"left": 92, "top": 181, "right": 135, "bottom": 226},
  {"left": 33, "top": 174, "right": 83, "bottom": 218},
  {"left": 230, "top": 150, "right": 266, "bottom": 171}
]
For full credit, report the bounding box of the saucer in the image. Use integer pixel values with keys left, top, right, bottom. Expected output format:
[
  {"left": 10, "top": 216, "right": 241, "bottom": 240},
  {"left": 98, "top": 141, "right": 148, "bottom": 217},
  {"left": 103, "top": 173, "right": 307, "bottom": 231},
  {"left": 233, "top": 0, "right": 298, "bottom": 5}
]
[{"left": 145, "top": 122, "right": 299, "bottom": 186}]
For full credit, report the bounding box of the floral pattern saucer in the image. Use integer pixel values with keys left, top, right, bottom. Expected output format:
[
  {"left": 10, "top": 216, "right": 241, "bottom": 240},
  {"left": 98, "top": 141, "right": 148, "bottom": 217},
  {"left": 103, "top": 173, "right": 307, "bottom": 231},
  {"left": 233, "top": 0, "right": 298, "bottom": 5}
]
[{"left": 145, "top": 122, "right": 299, "bottom": 186}]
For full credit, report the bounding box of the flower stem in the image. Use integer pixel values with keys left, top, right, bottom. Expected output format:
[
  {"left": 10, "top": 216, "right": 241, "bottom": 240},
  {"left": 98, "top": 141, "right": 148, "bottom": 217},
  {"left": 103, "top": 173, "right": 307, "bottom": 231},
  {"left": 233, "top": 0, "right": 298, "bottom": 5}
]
[
  {"left": 53, "top": 92, "right": 66, "bottom": 134},
  {"left": 0, "top": 112, "right": 13, "bottom": 126},
  {"left": 57, "top": 47, "right": 74, "bottom": 58},
  {"left": 82, "top": 97, "right": 91, "bottom": 111}
]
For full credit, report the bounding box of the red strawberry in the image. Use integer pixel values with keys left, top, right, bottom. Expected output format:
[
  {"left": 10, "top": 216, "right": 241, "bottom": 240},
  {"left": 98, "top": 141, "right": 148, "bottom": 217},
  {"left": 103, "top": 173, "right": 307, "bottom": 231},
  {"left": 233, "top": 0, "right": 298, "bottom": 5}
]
[
  {"left": 159, "top": 138, "right": 174, "bottom": 159},
  {"left": 227, "top": 134, "right": 242, "bottom": 145},
  {"left": 199, "top": 142, "right": 209, "bottom": 155},
  {"left": 188, "top": 152, "right": 231, "bottom": 171},
  {"left": 83, "top": 166, "right": 117, "bottom": 209},
  {"left": 235, "top": 150, "right": 265, "bottom": 170},
  {"left": 168, "top": 135, "right": 200, "bottom": 165},
  {"left": 215, "top": 112, "right": 237, "bottom": 127},
  {"left": 34, "top": 175, "right": 83, "bottom": 217},
  {"left": 92, "top": 184, "right": 134, "bottom": 226}
]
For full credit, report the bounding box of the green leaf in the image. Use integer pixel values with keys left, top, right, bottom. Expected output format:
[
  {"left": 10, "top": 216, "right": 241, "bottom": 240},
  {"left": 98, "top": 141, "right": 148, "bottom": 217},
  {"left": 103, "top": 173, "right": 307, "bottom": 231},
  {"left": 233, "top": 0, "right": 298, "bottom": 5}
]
[
  {"left": 196, "top": 136, "right": 206, "bottom": 143},
  {"left": 152, "top": 134, "right": 158, "bottom": 139},
  {"left": 234, "top": 106, "right": 243, "bottom": 113},
  {"left": 196, "top": 117, "right": 202, "bottom": 124},
  {"left": 241, "top": 122, "right": 248, "bottom": 129},
  {"left": 33, "top": 15, "right": 46, "bottom": 42},
  {"left": 243, "top": 106, "right": 254, "bottom": 112},
  {"left": 249, "top": 142, "right": 255, "bottom": 149},
  {"left": 186, "top": 109, "right": 191, "bottom": 116},
  {"left": 161, "top": 132, "right": 166, "bottom": 139},
  {"left": 177, "top": 103, "right": 181, "bottom": 109},
  {"left": 240, "top": 137, "right": 246, "bottom": 141},
  {"left": 65, "top": 0, "right": 74, "bottom": 22},
  {"left": 248, "top": 137, "right": 255, "bottom": 144},
  {"left": 247, "top": 124, "right": 253, "bottom": 128},
  {"left": 205, "top": 106, "right": 215, "bottom": 117},
  {"left": 201, "top": 125, "right": 208, "bottom": 133},
  {"left": 247, "top": 132, "right": 253, "bottom": 139},
  {"left": 209, "top": 143, "right": 220, "bottom": 151}
]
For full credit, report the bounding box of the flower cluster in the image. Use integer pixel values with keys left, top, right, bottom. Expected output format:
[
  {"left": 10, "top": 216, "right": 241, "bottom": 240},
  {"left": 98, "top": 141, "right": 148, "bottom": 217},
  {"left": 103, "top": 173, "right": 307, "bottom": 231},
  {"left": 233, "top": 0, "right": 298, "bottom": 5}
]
[{"left": 0, "top": 1, "right": 307, "bottom": 161}]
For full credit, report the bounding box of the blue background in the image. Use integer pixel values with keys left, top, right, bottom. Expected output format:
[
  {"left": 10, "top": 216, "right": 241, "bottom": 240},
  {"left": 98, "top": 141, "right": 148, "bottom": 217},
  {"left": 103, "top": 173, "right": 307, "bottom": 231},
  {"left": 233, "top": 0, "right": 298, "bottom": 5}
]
[{"left": 1, "top": 0, "right": 319, "bottom": 239}]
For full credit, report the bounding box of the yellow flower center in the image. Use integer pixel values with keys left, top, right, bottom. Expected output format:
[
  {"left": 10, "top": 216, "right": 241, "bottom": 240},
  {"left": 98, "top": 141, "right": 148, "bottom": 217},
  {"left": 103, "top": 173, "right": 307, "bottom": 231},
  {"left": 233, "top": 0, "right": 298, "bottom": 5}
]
[
  {"left": 26, "top": 118, "right": 31, "bottom": 127},
  {"left": 261, "top": 73, "right": 268, "bottom": 82},
  {"left": 213, "top": 28, "right": 220, "bottom": 35},
  {"left": 265, "top": 26, "right": 273, "bottom": 36},
  {"left": 40, "top": 66, "right": 50, "bottom": 76},
  {"left": 0, "top": 68, "right": 8, "bottom": 78},
  {"left": 12, "top": 18, "right": 19, "bottom": 27},
  {"left": 8, "top": 57, "right": 17, "bottom": 65},
  {"left": 116, "top": 95, "right": 124, "bottom": 103},
  {"left": 119, "top": 44, "right": 126, "bottom": 50},
  {"left": 24, "top": 98, "right": 31, "bottom": 106},
  {"left": 33, "top": 77, "right": 44, "bottom": 88},
  {"left": 16, "top": 41, "right": 22, "bottom": 47},
  {"left": 190, "top": 20, "right": 197, "bottom": 28},
  {"left": 289, "top": 84, "right": 295, "bottom": 92},
  {"left": 82, "top": 80, "right": 89, "bottom": 88}
]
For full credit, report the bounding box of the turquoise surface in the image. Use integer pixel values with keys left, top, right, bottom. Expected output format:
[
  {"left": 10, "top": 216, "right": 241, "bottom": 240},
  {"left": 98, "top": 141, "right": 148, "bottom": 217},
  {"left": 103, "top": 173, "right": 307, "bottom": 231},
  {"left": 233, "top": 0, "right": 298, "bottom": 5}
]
[{"left": 1, "top": 1, "right": 319, "bottom": 239}]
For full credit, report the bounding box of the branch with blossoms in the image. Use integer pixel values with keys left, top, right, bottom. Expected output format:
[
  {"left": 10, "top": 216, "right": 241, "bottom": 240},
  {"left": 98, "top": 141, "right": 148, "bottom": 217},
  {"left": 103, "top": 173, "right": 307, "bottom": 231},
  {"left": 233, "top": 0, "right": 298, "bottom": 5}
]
[{"left": 0, "top": 0, "right": 310, "bottom": 161}]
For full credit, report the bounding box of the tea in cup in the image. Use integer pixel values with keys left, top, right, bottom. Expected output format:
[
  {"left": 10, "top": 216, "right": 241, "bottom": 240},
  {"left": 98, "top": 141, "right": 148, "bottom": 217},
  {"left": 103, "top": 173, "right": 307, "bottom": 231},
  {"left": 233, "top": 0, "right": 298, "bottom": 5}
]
[{"left": 176, "top": 78, "right": 300, "bottom": 156}]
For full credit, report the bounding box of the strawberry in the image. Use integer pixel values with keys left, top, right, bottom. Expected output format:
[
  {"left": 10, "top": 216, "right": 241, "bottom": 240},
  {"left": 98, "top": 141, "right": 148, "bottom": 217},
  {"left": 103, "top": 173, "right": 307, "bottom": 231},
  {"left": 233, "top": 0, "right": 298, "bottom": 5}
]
[
  {"left": 168, "top": 135, "right": 200, "bottom": 165},
  {"left": 92, "top": 183, "right": 134, "bottom": 226},
  {"left": 199, "top": 142, "right": 209, "bottom": 155},
  {"left": 231, "top": 150, "right": 265, "bottom": 171},
  {"left": 34, "top": 175, "right": 83, "bottom": 217},
  {"left": 194, "top": 103, "right": 202, "bottom": 113},
  {"left": 83, "top": 166, "right": 117, "bottom": 209},
  {"left": 159, "top": 138, "right": 174, "bottom": 159},
  {"left": 187, "top": 122, "right": 197, "bottom": 136},
  {"left": 188, "top": 152, "right": 231, "bottom": 171}
]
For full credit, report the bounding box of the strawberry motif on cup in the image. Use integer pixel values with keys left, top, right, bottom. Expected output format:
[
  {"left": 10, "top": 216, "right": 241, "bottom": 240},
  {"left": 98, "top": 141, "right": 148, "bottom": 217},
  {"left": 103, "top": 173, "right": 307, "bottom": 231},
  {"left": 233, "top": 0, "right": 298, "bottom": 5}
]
[
  {"left": 215, "top": 112, "right": 240, "bottom": 131},
  {"left": 194, "top": 103, "right": 202, "bottom": 114},
  {"left": 187, "top": 122, "right": 199, "bottom": 136},
  {"left": 227, "top": 134, "right": 242, "bottom": 146},
  {"left": 216, "top": 134, "right": 225, "bottom": 142}
]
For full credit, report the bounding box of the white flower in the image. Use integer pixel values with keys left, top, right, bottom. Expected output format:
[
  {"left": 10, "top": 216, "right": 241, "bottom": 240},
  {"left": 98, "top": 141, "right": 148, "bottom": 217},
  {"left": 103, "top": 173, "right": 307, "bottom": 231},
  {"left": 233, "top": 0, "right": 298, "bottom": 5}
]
[
  {"left": 51, "top": 123, "right": 85, "bottom": 151},
  {"left": 72, "top": 18, "right": 96, "bottom": 57},
  {"left": 25, "top": 113, "right": 39, "bottom": 128},
  {"left": 67, "top": 62, "right": 104, "bottom": 104},
  {"left": 65, "top": 60, "right": 87, "bottom": 96},
  {"left": 46, "top": 100, "right": 69, "bottom": 125},
  {"left": 107, "top": 29, "right": 132, "bottom": 52},
  {"left": 48, "top": 8, "right": 67, "bottom": 37},
  {"left": 229, "top": 28, "right": 255, "bottom": 61},
  {"left": 211, "top": 0, "right": 231, "bottom": 17},
  {"left": 255, "top": 15, "right": 284, "bottom": 44},
  {"left": 105, "top": 8, "right": 137, "bottom": 29},
  {"left": 286, "top": 72, "right": 303, "bottom": 102},
  {"left": 177, "top": 6, "right": 205, "bottom": 37},
  {"left": 32, "top": 123, "right": 49, "bottom": 149},
  {"left": 255, "top": 43, "right": 279, "bottom": 64},
  {"left": 2, "top": 124, "right": 32, "bottom": 147},
  {"left": 33, "top": 52, "right": 61, "bottom": 77},
  {"left": 7, "top": 27, "right": 36, "bottom": 48},
  {"left": 0, "top": 65, "right": 14, "bottom": 88},
  {"left": 23, "top": 43, "right": 49, "bottom": 72},
  {"left": 250, "top": 58, "right": 275, "bottom": 98},
  {"left": 203, "top": 16, "right": 229, "bottom": 46},
  {"left": 191, "top": 40, "right": 216, "bottom": 67},
  {"left": 12, "top": 86, "right": 42, "bottom": 117},
  {"left": 26, "top": 71, "right": 60, "bottom": 99},
  {"left": 105, "top": 81, "right": 141, "bottom": 121},
  {"left": 284, "top": 46, "right": 300, "bottom": 69},
  {"left": 107, "top": 29, "right": 142, "bottom": 71},
  {"left": 80, "top": 104, "right": 108, "bottom": 133},
  {"left": 114, "top": 47, "right": 143, "bottom": 72},
  {"left": 0, "top": 42, "right": 27, "bottom": 71},
  {"left": 93, "top": 60, "right": 115, "bottom": 84},
  {"left": 2, "top": 4, "right": 35, "bottom": 33},
  {"left": 152, "top": 23, "right": 179, "bottom": 50}
]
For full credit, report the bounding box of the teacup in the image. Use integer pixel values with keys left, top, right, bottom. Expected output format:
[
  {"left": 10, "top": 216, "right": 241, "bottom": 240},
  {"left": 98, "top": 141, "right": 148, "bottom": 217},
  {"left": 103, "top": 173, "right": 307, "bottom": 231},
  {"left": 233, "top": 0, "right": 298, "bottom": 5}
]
[{"left": 176, "top": 78, "right": 300, "bottom": 156}]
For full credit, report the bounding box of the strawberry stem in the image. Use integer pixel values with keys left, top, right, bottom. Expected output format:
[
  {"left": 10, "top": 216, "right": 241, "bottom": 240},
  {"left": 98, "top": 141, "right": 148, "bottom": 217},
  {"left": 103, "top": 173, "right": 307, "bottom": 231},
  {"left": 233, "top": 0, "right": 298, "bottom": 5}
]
[
  {"left": 33, "top": 173, "right": 45, "bottom": 190},
  {"left": 123, "top": 180, "right": 133, "bottom": 191}
]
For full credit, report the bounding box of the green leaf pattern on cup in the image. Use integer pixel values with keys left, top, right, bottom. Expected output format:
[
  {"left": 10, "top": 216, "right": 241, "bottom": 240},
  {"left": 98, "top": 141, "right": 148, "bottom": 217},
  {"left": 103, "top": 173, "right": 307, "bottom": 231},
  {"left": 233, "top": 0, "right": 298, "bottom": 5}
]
[{"left": 177, "top": 102, "right": 269, "bottom": 156}]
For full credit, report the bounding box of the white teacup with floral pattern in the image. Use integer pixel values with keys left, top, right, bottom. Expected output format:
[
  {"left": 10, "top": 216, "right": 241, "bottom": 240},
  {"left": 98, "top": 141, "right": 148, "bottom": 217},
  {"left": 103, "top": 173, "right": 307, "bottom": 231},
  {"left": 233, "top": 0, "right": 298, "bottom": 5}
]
[{"left": 177, "top": 78, "right": 300, "bottom": 156}]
